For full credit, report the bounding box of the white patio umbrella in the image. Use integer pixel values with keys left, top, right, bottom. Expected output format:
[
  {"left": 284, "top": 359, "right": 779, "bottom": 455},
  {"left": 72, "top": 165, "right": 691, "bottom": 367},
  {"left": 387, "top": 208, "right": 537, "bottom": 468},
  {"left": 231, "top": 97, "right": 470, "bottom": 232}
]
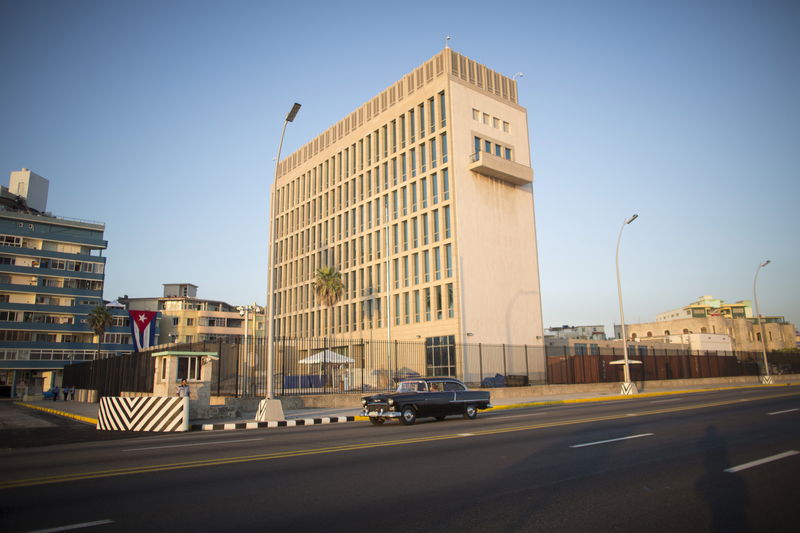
[{"left": 298, "top": 349, "right": 354, "bottom": 365}]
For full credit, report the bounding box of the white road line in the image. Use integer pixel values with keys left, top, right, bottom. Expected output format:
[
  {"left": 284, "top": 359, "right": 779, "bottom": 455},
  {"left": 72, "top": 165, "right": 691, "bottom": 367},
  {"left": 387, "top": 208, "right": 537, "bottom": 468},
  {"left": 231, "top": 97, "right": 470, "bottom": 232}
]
[
  {"left": 123, "top": 438, "right": 264, "bottom": 452},
  {"left": 570, "top": 433, "right": 654, "bottom": 448},
  {"left": 767, "top": 408, "right": 799, "bottom": 416},
  {"left": 458, "top": 433, "right": 475, "bottom": 436},
  {"left": 24, "top": 519, "right": 114, "bottom": 533},
  {"left": 724, "top": 450, "right": 799, "bottom": 473},
  {"left": 649, "top": 398, "right": 681, "bottom": 403}
]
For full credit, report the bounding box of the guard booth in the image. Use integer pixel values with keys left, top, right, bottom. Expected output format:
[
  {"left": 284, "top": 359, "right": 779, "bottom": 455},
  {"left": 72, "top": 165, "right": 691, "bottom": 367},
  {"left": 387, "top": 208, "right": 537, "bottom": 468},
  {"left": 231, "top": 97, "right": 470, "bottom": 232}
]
[
  {"left": 152, "top": 350, "right": 219, "bottom": 398},
  {"left": 97, "top": 350, "right": 218, "bottom": 432}
]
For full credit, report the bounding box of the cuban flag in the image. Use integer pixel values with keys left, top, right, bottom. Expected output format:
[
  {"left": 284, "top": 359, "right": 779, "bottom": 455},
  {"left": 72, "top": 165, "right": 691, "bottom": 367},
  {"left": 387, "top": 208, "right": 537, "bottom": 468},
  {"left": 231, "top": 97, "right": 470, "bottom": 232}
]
[{"left": 129, "top": 310, "right": 157, "bottom": 351}]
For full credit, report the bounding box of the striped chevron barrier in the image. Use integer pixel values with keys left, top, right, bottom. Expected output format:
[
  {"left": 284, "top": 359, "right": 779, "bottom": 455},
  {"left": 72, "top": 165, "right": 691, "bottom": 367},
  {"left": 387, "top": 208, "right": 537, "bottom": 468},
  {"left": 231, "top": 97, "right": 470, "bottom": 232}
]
[
  {"left": 97, "top": 396, "right": 189, "bottom": 432},
  {"left": 192, "top": 416, "right": 357, "bottom": 432}
]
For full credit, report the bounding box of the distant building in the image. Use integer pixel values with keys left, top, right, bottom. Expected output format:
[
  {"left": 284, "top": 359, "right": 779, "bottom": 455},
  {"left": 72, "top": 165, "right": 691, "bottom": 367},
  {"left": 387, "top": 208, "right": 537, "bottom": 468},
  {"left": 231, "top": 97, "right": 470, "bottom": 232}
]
[
  {"left": 545, "top": 325, "right": 606, "bottom": 340},
  {"left": 656, "top": 295, "right": 752, "bottom": 322},
  {"left": 0, "top": 168, "right": 132, "bottom": 398},
  {"left": 615, "top": 295, "right": 795, "bottom": 353},
  {"left": 121, "top": 283, "right": 261, "bottom": 345}
]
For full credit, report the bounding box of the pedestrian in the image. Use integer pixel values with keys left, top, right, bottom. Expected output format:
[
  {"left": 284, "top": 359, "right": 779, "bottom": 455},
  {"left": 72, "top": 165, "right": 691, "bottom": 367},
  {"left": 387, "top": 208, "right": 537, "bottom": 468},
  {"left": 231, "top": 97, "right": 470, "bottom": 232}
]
[
  {"left": 62, "top": 386, "right": 69, "bottom": 401},
  {"left": 70, "top": 386, "right": 76, "bottom": 400},
  {"left": 53, "top": 384, "right": 59, "bottom": 401},
  {"left": 177, "top": 378, "right": 190, "bottom": 398}
]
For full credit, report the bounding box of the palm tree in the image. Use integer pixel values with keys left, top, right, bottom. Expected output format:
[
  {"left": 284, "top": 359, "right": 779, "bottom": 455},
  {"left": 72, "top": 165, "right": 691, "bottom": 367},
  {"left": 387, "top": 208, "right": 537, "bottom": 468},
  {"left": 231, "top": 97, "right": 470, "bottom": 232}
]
[
  {"left": 87, "top": 305, "right": 113, "bottom": 359},
  {"left": 313, "top": 266, "right": 344, "bottom": 309}
]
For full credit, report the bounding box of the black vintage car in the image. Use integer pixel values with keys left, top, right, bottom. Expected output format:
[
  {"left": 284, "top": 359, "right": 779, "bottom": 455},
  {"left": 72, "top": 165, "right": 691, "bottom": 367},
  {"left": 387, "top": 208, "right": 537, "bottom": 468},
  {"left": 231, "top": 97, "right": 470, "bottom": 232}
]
[{"left": 361, "top": 377, "right": 491, "bottom": 425}]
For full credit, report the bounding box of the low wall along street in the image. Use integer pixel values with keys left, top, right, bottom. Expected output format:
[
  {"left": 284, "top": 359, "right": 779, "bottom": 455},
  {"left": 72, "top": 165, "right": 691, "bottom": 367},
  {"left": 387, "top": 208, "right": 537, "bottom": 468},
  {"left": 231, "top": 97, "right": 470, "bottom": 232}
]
[{"left": 97, "top": 396, "right": 189, "bottom": 432}]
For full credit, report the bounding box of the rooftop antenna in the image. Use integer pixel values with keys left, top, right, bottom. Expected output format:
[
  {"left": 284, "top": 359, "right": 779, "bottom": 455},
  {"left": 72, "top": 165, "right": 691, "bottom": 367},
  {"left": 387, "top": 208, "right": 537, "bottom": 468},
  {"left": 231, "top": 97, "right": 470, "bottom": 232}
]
[
  {"left": 445, "top": 35, "right": 451, "bottom": 49},
  {"left": 513, "top": 72, "right": 524, "bottom": 81}
]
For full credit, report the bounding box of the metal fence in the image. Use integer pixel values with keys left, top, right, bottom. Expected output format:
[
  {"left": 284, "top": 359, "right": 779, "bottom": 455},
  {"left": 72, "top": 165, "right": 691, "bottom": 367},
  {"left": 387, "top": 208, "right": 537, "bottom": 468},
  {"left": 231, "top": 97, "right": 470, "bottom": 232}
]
[{"left": 62, "top": 337, "right": 800, "bottom": 398}]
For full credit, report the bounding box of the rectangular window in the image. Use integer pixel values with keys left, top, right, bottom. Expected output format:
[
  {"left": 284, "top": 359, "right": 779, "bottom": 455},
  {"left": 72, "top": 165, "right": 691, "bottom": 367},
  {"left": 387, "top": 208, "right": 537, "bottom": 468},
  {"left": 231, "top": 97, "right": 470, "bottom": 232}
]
[
  {"left": 446, "top": 283, "right": 454, "bottom": 318},
  {"left": 412, "top": 252, "right": 419, "bottom": 284},
  {"left": 392, "top": 224, "right": 398, "bottom": 253},
  {"left": 404, "top": 292, "right": 410, "bottom": 324},
  {"left": 410, "top": 149, "right": 416, "bottom": 178},
  {"left": 495, "top": 143, "right": 501, "bottom": 157},
  {"left": 411, "top": 182, "right": 417, "bottom": 212},
  {"left": 394, "top": 294, "right": 401, "bottom": 326},
  {"left": 432, "top": 173, "right": 439, "bottom": 205},
  {"left": 439, "top": 92, "right": 446, "bottom": 126},
  {"left": 432, "top": 209, "right": 440, "bottom": 241},
  {"left": 421, "top": 178, "right": 428, "bottom": 208},
  {"left": 425, "top": 288, "right": 431, "bottom": 321},
  {"left": 422, "top": 213, "right": 429, "bottom": 245},
  {"left": 403, "top": 255, "right": 409, "bottom": 286},
  {"left": 435, "top": 285, "right": 443, "bottom": 319},
  {"left": 445, "top": 244, "right": 453, "bottom": 277},
  {"left": 400, "top": 115, "right": 406, "bottom": 148},
  {"left": 474, "top": 136, "right": 481, "bottom": 155},
  {"left": 402, "top": 221, "right": 408, "bottom": 251},
  {"left": 401, "top": 186, "right": 407, "bottom": 215},
  {"left": 472, "top": 108, "right": 479, "bottom": 120},
  {"left": 420, "top": 144, "right": 426, "bottom": 173},
  {"left": 484, "top": 140, "right": 491, "bottom": 152},
  {"left": 414, "top": 290, "right": 421, "bottom": 322},
  {"left": 393, "top": 258, "right": 400, "bottom": 289},
  {"left": 505, "top": 147, "right": 512, "bottom": 160},
  {"left": 444, "top": 206, "right": 451, "bottom": 239},
  {"left": 418, "top": 103, "right": 425, "bottom": 138},
  {"left": 434, "top": 247, "right": 441, "bottom": 280},
  {"left": 430, "top": 139, "right": 437, "bottom": 168},
  {"left": 391, "top": 120, "right": 397, "bottom": 152},
  {"left": 423, "top": 250, "right": 430, "bottom": 282},
  {"left": 412, "top": 217, "right": 419, "bottom": 248},
  {"left": 442, "top": 168, "right": 449, "bottom": 200},
  {"left": 409, "top": 109, "right": 415, "bottom": 143},
  {"left": 392, "top": 191, "right": 398, "bottom": 219}
]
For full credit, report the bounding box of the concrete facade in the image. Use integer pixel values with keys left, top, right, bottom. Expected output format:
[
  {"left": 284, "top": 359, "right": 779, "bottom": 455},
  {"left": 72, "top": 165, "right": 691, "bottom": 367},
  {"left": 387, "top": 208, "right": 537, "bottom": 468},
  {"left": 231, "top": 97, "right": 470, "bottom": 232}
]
[{"left": 270, "top": 49, "right": 543, "bottom": 355}]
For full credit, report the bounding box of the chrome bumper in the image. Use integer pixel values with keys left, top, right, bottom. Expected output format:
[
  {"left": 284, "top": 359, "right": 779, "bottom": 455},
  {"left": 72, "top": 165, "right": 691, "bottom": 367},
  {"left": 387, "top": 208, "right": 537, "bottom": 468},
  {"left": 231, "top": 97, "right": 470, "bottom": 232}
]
[{"left": 362, "top": 408, "right": 401, "bottom": 418}]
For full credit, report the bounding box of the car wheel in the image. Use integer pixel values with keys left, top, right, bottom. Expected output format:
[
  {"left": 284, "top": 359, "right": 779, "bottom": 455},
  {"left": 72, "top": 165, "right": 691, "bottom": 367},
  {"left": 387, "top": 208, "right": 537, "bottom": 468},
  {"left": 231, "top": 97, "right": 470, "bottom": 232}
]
[
  {"left": 435, "top": 416, "right": 447, "bottom": 421},
  {"left": 400, "top": 406, "right": 417, "bottom": 425},
  {"left": 369, "top": 417, "right": 385, "bottom": 425},
  {"left": 464, "top": 405, "right": 478, "bottom": 420}
]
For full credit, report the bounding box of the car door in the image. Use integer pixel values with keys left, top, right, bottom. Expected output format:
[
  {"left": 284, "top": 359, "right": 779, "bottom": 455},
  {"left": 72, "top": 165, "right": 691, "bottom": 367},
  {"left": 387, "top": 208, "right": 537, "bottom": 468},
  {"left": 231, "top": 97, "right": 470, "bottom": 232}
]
[
  {"left": 444, "top": 380, "right": 467, "bottom": 414},
  {"left": 423, "top": 381, "right": 449, "bottom": 417}
]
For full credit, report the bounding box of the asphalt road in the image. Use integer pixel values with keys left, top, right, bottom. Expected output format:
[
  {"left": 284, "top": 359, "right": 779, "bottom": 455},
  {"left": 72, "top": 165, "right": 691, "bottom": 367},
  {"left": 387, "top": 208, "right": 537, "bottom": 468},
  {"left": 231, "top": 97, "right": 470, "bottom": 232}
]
[{"left": 1, "top": 387, "right": 799, "bottom": 532}]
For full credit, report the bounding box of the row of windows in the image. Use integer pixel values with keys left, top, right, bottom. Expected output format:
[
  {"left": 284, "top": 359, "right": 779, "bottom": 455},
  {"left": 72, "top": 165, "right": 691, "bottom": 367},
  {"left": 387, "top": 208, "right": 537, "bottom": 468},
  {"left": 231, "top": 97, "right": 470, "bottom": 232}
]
[
  {"left": 275, "top": 203, "right": 453, "bottom": 286},
  {"left": 276, "top": 282, "right": 455, "bottom": 337},
  {"left": 0, "top": 312, "right": 74, "bottom": 325},
  {"left": 472, "top": 108, "right": 511, "bottom": 132},
  {"left": 275, "top": 138, "right": 450, "bottom": 244},
  {"left": 275, "top": 243, "right": 455, "bottom": 316},
  {"left": 473, "top": 136, "right": 512, "bottom": 160},
  {"left": 0, "top": 255, "right": 105, "bottom": 274},
  {"left": 275, "top": 170, "right": 451, "bottom": 268},
  {"left": 277, "top": 91, "right": 447, "bottom": 207}
]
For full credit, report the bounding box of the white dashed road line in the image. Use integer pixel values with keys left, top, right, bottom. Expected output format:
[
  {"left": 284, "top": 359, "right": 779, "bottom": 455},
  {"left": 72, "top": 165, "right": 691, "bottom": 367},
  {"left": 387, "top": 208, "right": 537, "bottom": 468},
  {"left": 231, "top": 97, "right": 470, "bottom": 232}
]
[
  {"left": 570, "top": 433, "right": 654, "bottom": 448},
  {"left": 724, "top": 450, "right": 799, "bottom": 473}
]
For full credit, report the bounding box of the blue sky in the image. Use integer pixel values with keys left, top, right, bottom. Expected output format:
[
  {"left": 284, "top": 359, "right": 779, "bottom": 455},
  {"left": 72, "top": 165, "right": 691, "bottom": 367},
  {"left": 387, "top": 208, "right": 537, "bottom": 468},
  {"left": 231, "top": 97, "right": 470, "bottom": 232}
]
[{"left": 1, "top": 0, "right": 798, "bottom": 333}]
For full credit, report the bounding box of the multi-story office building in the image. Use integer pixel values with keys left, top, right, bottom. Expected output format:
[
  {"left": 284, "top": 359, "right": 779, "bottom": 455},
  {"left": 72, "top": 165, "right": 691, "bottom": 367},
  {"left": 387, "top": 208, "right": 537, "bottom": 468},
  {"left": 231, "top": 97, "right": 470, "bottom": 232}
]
[
  {"left": 270, "top": 48, "right": 544, "bottom": 360},
  {"left": 0, "top": 169, "right": 132, "bottom": 397},
  {"left": 122, "top": 283, "right": 259, "bottom": 345}
]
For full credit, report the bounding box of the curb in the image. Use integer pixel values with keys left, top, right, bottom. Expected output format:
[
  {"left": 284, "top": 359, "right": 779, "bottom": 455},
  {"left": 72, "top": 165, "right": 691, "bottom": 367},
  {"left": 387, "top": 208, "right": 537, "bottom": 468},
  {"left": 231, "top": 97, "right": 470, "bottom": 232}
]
[
  {"left": 192, "top": 416, "right": 358, "bottom": 431},
  {"left": 15, "top": 402, "right": 98, "bottom": 426}
]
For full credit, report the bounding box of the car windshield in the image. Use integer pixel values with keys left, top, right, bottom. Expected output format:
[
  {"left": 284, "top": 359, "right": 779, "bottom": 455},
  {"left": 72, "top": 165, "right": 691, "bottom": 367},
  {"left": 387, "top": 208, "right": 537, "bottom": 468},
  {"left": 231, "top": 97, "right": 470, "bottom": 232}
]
[{"left": 397, "top": 380, "right": 426, "bottom": 392}]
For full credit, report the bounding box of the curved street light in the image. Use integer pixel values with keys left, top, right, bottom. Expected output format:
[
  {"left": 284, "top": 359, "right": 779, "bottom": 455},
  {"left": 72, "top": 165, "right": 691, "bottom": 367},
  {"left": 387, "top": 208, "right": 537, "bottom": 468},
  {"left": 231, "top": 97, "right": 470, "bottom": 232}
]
[
  {"left": 263, "top": 103, "right": 301, "bottom": 419},
  {"left": 753, "top": 260, "right": 771, "bottom": 384},
  {"left": 616, "top": 214, "right": 638, "bottom": 395}
]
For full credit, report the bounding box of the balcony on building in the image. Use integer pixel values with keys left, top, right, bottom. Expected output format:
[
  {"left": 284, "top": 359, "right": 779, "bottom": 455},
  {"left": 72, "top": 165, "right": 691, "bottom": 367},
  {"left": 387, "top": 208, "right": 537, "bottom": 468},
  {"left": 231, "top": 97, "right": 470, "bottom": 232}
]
[{"left": 469, "top": 152, "right": 533, "bottom": 186}]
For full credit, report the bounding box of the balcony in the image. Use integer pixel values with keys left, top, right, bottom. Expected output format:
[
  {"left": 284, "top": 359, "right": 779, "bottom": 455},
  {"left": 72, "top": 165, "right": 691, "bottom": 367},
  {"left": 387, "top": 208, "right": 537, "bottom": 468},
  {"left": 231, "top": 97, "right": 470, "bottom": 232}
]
[{"left": 469, "top": 152, "right": 533, "bottom": 186}]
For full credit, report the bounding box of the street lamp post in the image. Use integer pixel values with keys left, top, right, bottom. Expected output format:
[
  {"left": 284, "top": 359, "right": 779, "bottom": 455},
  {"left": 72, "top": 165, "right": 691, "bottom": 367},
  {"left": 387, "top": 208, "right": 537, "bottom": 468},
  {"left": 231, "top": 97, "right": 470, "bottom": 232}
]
[
  {"left": 237, "top": 303, "right": 262, "bottom": 396},
  {"left": 616, "top": 213, "right": 639, "bottom": 395},
  {"left": 753, "top": 260, "right": 772, "bottom": 384},
  {"left": 262, "top": 103, "right": 301, "bottom": 420}
]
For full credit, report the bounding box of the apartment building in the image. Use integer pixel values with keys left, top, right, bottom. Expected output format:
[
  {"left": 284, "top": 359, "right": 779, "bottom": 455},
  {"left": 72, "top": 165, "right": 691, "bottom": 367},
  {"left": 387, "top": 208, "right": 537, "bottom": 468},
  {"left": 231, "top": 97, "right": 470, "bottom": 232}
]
[
  {"left": 0, "top": 169, "right": 131, "bottom": 397},
  {"left": 270, "top": 48, "right": 544, "bottom": 362},
  {"left": 122, "top": 283, "right": 259, "bottom": 344}
]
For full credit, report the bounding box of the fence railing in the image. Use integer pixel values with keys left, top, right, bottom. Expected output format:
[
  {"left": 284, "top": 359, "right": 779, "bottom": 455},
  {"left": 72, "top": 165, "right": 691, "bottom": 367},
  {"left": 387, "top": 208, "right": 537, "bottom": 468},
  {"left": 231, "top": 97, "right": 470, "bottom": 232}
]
[{"left": 62, "top": 337, "right": 800, "bottom": 399}]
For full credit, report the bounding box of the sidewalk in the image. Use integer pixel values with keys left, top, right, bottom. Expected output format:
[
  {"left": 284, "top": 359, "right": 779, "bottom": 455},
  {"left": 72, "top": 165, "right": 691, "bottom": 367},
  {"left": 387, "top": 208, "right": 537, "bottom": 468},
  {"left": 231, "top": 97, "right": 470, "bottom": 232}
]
[{"left": 14, "top": 379, "right": 798, "bottom": 432}]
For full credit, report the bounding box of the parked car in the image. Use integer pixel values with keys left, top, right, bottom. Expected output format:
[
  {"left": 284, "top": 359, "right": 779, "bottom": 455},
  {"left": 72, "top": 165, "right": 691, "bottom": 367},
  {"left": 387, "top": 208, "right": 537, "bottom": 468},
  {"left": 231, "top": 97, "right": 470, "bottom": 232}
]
[
  {"left": 43, "top": 388, "right": 57, "bottom": 400},
  {"left": 361, "top": 377, "right": 491, "bottom": 425}
]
